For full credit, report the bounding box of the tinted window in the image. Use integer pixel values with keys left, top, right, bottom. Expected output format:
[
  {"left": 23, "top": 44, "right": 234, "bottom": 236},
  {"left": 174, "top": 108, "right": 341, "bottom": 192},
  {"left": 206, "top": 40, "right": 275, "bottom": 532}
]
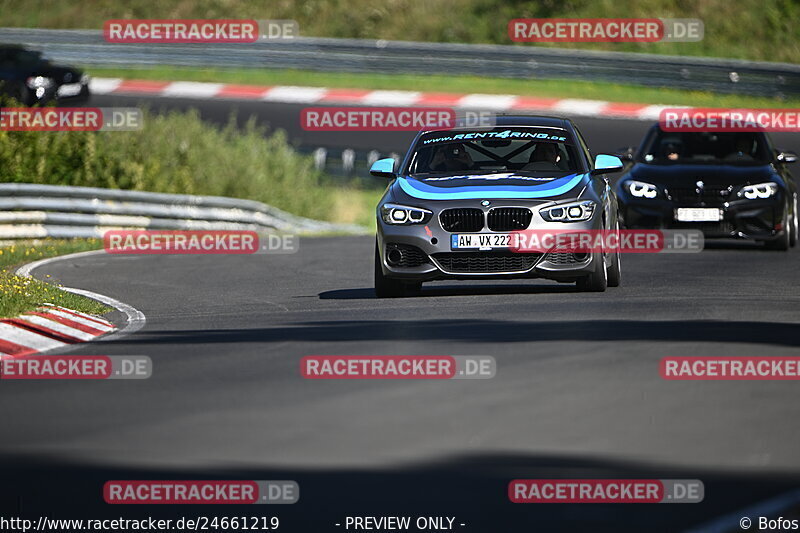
[
  {"left": 406, "top": 127, "right": 582, "bottom": 176},
  {"left": 640, "top": 130, "right": 771, "bottom": 165}
]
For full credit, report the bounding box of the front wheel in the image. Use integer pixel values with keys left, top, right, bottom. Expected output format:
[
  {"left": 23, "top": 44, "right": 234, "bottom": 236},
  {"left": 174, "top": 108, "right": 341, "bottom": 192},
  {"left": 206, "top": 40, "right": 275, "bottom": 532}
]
[
  {"left": 374, "top": 244, "right": 421, "bottom": 298},
  {"left": 606, "top": 221, "right": 622, "bottom": 287},
  {"left": 576, "top": 252, "right": 608, "bottom": 292},
  {"left": 606, "top": 249, "right": 621, "bottom": 287},
  {"left": 790, "top": 194, "right": 798, "bottom": 248}
]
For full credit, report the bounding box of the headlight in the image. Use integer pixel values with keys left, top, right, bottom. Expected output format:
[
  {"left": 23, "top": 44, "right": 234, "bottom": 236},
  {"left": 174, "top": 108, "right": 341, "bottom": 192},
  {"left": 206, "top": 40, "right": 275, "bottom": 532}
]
[
  {"left": 80, "top": 73, "right": 90, "bottom": 85},
  {"left": 540, "top": 200, "right": 596, "bottom": 222},
  {"left": 627, "top": 180, "right": 658, "bottom": 199},
  {"left": 25, "top": 76, "right": 54, "bottom": 89},
  {"left": 380, "top": 203, "right": 432, "bottom": 225},
  {"left": 739, "top": 182, "right": 778, "bottom": 200}
]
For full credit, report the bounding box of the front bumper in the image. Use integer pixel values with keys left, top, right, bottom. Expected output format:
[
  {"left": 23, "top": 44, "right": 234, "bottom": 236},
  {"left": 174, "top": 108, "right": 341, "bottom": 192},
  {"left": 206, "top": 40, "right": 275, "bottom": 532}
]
[
  {"left": 621, "top": 196, "right": 786, "bottom": 241},
  {"left": 31, "top": 82, "right": 91, "bottom": 105},
  {"left": 377, "top": 205, "right": 603, "bottom": 282}
]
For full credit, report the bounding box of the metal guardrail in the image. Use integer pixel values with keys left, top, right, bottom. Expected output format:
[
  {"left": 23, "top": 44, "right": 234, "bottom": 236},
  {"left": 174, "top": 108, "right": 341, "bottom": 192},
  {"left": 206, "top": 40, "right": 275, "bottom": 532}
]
[
  {"left": 1, "top": 28, "right": 799, "bottom": 97},
  {"left": 0, "top": 183, "right": 365, "bottom": 239},
  {"left": 300, "top": 146, "right": 403, "bottom": 181}
]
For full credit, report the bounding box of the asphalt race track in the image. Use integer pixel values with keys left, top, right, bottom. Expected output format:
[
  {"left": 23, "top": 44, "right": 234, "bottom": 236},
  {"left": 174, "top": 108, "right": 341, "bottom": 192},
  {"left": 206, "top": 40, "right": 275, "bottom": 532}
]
[
  {"left": 1, "top": 94, "right": 799, "bottom": 532},
  {"left": 82, "top": 93, "right": 800, "bottom": 161}
]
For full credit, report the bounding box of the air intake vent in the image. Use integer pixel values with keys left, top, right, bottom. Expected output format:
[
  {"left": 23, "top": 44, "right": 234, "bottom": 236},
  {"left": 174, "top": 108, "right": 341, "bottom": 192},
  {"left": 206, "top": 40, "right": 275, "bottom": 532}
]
[{"left": 432, "top": 252, "right": 540, "bottom": 273}]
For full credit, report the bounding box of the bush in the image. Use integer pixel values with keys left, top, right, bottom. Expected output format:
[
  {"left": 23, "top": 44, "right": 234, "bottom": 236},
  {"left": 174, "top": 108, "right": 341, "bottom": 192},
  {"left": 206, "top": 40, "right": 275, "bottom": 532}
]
[{"left": 0, "top": 107, "right": 335, "bottom": 220}]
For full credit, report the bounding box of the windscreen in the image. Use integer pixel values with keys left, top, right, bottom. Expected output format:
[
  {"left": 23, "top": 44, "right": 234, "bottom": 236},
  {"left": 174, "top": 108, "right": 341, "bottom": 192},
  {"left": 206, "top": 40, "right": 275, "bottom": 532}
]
[
  {"left": 640, "top": 130, "right": 771, "bottom": 164},
  {"left": 407, "top": 127, "right": 583, "bottom": 176},
  {"left": 7, "top": 48, "right": 42, "bottom": 67}
]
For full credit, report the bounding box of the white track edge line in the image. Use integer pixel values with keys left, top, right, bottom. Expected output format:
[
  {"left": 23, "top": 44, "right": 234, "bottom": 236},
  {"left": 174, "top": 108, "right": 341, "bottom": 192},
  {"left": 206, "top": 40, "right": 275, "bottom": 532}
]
[
  {"left": 90, "top": 78, "right": 675, "bottom": 122},
  {"left": 15, "top": 249, "right": 146, "bottom": 345}
]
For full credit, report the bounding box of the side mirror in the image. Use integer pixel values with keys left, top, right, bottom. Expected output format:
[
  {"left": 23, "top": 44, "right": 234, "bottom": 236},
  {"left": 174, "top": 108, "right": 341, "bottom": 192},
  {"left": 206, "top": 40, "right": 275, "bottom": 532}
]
[
  {"left": 777, "top": 150, "right": 798, "bottom": 164},
  {"left": 370, "top": 158, "right": 397, "bottom": 178},
  {"left": 614, "top": 146, "right": 635, "bottom": 161},
  {"left": 592, "top": 154, "right": 624, "bottom": 175}
]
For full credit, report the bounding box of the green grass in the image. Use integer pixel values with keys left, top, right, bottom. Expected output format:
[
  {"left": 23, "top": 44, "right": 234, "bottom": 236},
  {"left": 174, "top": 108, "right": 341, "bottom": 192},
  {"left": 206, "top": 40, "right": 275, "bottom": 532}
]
[
  {"left": 0, "top": 239, "right": 109, "bottom": 318},
  {"left": 330, "top": 187, "right": 384, "bottom": 231},
  {"left": 86, "top": 66, "right": 800, "bottom": 109},
  {"left": 0, "top": 0, "right": 797, "bottom": 64}
]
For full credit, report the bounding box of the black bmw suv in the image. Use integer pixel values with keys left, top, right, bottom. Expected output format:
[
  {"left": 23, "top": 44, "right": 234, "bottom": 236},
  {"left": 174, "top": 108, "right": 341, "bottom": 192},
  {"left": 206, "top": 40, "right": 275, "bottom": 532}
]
[
  {"left": 0, "top": 44, "right": 90, "bottom": 105},
  {"left": 616, "top": 125, "right": 798, "bottom": 250}
]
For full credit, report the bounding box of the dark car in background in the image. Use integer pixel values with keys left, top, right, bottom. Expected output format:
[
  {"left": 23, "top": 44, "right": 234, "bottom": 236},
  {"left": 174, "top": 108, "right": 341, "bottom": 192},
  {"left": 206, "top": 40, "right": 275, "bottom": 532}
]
[
  {"left": 0, "top": 44, "right": 90, "bottom": 105},
  {"left": 616, "top": 125, "right": 798, "bottom": 250}
]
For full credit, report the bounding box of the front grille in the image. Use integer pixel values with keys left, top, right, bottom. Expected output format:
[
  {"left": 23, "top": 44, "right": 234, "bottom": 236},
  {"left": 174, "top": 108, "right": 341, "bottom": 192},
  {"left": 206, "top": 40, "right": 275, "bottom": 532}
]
[
  {"left": 544, "top": 252, "right": 588, "bottom": 264},
  {"left": 432, "top": 252, "right": 540, "bottom": 273},
  {"left": 673, "top": 221, "right": 735, "bottom": 235},
  {"left": 385, "top": 243, "right": 429, "bottom": 267},
  {"left": 487, "top": 208, "right": 532, "bottom": 231},
  {"left": 439, "top": 208, "right": 484, "bottom": 232},
  {"left": 668, "top": 187, "right": 732, "bottom": 205}
]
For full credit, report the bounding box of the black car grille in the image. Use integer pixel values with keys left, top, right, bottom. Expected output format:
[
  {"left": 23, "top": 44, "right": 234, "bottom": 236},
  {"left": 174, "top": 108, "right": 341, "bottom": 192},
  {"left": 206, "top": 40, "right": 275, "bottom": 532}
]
[
  {"left": 668, "top": 187, "right": 732, "bottom": 205},
  {"left": 673, "top": 221, "right": 735, "bottom": 235},
  {"left": 432, "top": 252, "right": 541, "bottom": 273},
  {"left": 544, "top": 252, "right": 589, "bottom": 264},
  {"left": 385, "top": 243, "right": 429, "bottom": 267},
  {"left": 439, "top": 208, "right": 484, "bottom": 232},
  {"left": 487, "top": 208, "right": 532, "bottom": 231}
]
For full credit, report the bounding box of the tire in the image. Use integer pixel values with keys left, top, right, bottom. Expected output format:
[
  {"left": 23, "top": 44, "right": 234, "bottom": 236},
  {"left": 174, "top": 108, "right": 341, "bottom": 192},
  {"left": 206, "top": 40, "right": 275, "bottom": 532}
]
[
  {"left": 13, "top": 83, "right": 33, "bottom": 106},
  {"left": 764, "top": 200, "right": 791, "bottom": 251},
  {"left": 790, "top": 194, "right": 798, "bottom": 248},
  {"left": 606, "top": 222, "right": 622, "bottom": 288},
  {"left": 374, "top": 243, "right": 420, "bottom": 298},
  {"left": 606, "top": 250, "right": 621, "bottom": 287},
  {"left": 576, "top": 251, "right": 608, "bottom": 292}
]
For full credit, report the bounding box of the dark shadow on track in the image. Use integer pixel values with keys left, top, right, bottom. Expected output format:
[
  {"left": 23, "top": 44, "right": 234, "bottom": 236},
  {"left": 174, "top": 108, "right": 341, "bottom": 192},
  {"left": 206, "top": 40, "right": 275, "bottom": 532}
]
[
  {"left": 98, "top": 319, "right": 800, "bottom": 347},
  {"left": 1, "top": 452, "right": 798, "bottom": 533},
  {"left": 702, "top": 240, "right": 778, "bottom": 251},
  {"left": 319, "top": 283, "right": 576, "bottom": 300}
]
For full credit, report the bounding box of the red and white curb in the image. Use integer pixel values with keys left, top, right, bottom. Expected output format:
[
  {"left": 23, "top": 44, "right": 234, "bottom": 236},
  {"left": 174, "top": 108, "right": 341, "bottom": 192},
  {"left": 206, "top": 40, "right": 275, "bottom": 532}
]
[
  {"left": 0, "top": 304, "right": 115, "bottom": 359},
  {"left": 0, "top": 250, "right": 147, "bottom": 360},
  {"left": 90, "top": 78, "right": 686, "bottom": 121}
]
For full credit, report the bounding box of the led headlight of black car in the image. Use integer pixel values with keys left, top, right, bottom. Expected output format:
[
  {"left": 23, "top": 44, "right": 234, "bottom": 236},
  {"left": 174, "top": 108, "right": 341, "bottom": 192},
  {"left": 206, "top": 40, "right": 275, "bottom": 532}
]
[
  {"left": 380, "top": 203, "right": 433, "bottom": 225},
  {"left": 25, "top": 76, "right": 54, "bottom": 89},
  {"left": 540, "top": 200, "right": 596, "bottom": 222},
  {"left": 738, "top": 182, "right": 778, "bottom": 200},
  {"left": 626, "top": 180, "right": 659, "bottom": 199}
]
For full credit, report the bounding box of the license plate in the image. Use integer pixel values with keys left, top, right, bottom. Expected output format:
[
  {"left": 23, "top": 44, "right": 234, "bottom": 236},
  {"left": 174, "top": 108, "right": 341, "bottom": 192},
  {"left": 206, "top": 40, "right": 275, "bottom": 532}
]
[
  {"left": 451, "top": 233, "right": 517, "bottom": 250},
  {"left": 675, "top": 208, "right": 722, "bottom": 222},
  {"left": 57, "top": 83, "right": 83, "bottom": 97}
]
